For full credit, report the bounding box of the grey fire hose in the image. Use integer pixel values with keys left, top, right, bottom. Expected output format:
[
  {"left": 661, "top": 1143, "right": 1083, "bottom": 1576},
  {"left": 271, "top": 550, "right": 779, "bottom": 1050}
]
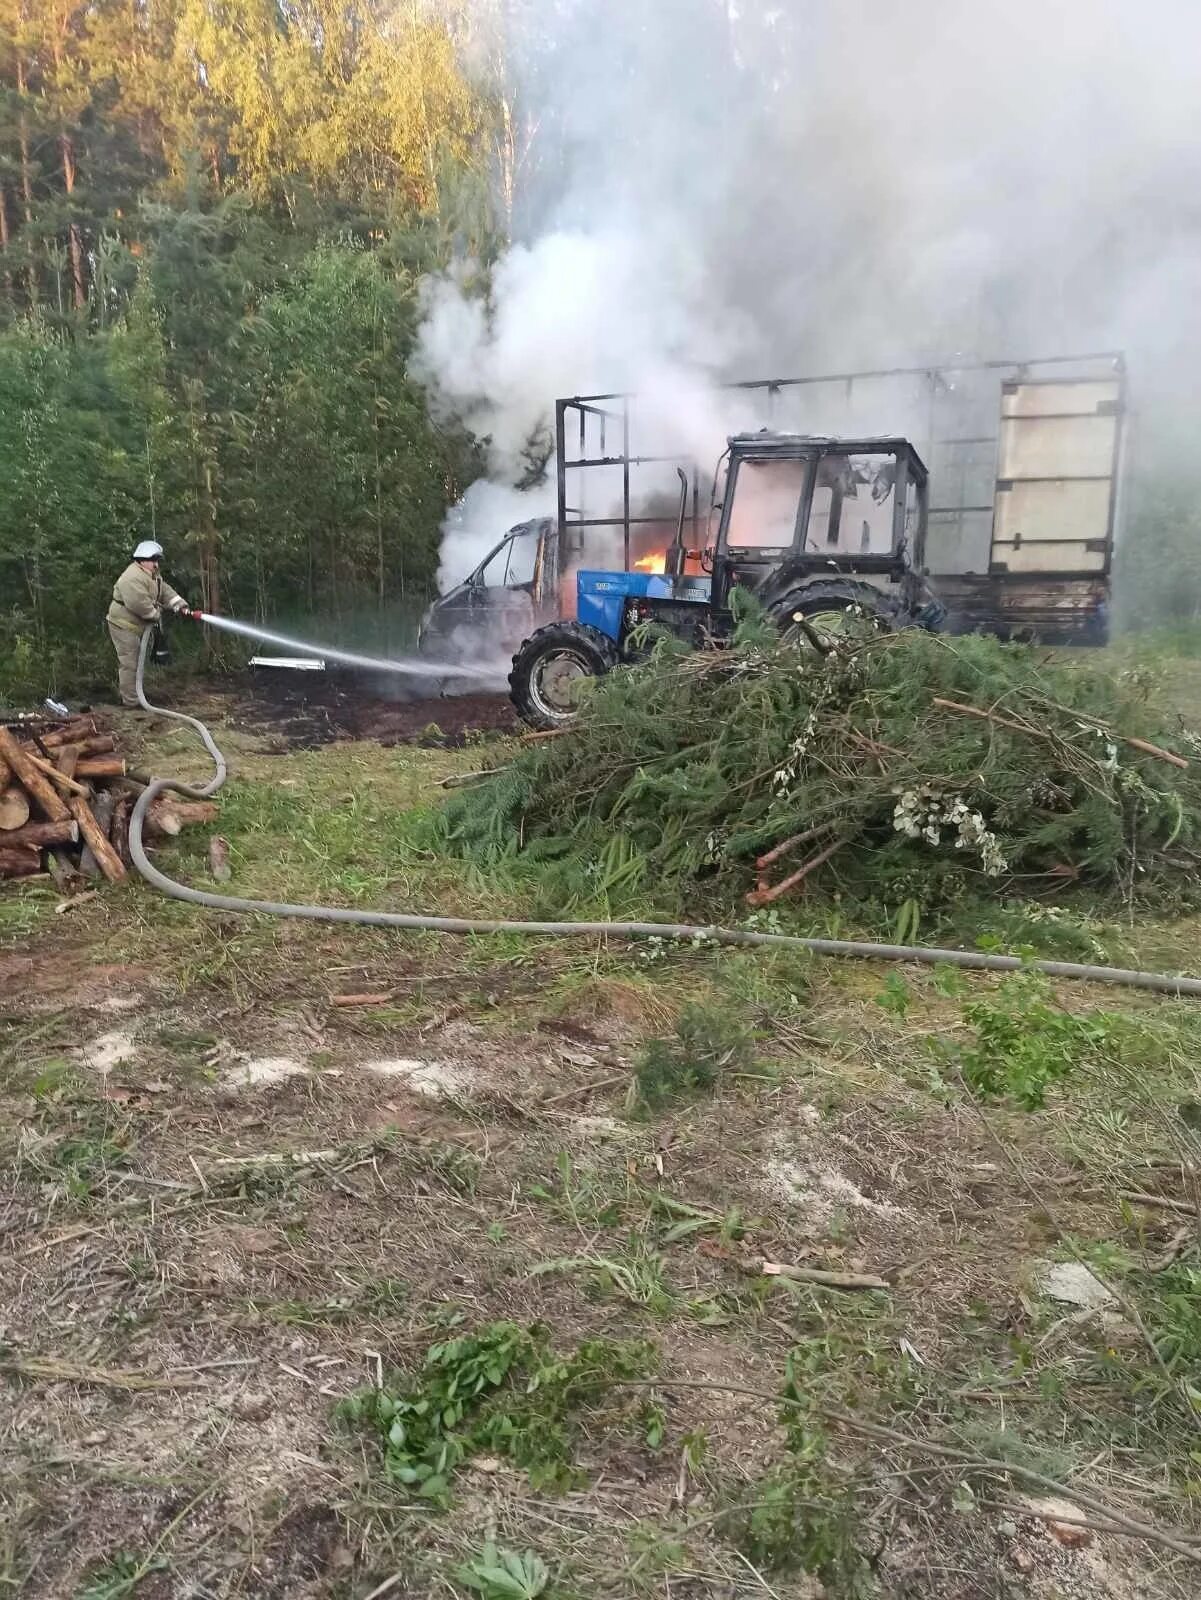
[{"left": 127, "top": 627, "right": 1201, "bottom": 998}]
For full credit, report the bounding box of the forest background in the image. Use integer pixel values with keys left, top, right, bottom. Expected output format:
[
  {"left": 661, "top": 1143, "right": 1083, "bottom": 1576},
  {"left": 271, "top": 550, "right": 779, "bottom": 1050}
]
[{"left": 1, "top": 0, "right": 1197, "bottom": 698}]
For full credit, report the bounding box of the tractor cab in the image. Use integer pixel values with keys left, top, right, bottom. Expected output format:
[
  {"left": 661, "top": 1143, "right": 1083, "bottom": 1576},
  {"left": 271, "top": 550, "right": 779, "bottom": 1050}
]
[
  {"left": 710, "top": 433, "right": 935, "bottom": 625},
  {"left": 509, "top": 433, "right": 942, "bottom": 728}
]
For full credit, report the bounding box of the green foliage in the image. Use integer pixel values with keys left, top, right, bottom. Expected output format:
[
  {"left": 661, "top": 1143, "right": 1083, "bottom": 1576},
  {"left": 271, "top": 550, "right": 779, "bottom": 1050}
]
[
  {"left": 735, "top": 1467, "right": 869, "bottom": 1594},
  {"left": 946, "top": 900, "right": 1120, "bottom": 964},
  {"left": 722, "top": 1351, "right": 871, "bottom": 1594},
  {"left": 340, "top": 1321, "right": 657, "bottom": 1502},
  {"left": 0, "top": 1, "right": 493, "bottom": 696},
  {"left": 1140, "top": 1262, "right": 1201, "bottom": 1374},
  {"left": 938, "top": 972, "right": 1115, "bottom": 1109},
  {"left": 0, "top": 229, "right": 483, "bottom": 696},
  {"left": 78, "top": 1551, "right": 169, "bottom": 1600},
  {"left": 1115, "top": 465, "right": 1201, "bottom": 632},
  {"left": 49, "top": 1133, "right": 130, "bottom": 1198},
  {"left": 252, "top": 1276, "right": 407, "bottom": 1328},
  {"left": 455, "top": 1543, "right": 550, "bottom": 1599},
  {"left": 634, "top": 1001, "right": 756, "bottom": 1108},
  {"left": 432, "top": 624, "right": 1201, "bottom": 918},
  {"left": 532, "top": 1237, "right": 678, "bottom": 1317},
  {"left": 874, "top": 972, "right": 911, "bottom": 1017}
]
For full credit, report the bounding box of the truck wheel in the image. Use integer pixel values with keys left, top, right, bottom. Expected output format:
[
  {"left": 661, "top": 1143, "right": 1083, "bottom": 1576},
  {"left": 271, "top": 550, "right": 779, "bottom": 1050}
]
[
  {"left": 508, "top": 621, "right": 619, "bottom": 730},
  {"left": 770, "top": 583, "right": 897, "bottom": 650}
]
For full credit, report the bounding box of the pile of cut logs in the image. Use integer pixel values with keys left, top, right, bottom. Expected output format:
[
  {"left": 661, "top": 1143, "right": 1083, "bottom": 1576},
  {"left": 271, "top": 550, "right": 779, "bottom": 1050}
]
[{"left": 0, "top": 713, "right": 217, "bottom": 887}]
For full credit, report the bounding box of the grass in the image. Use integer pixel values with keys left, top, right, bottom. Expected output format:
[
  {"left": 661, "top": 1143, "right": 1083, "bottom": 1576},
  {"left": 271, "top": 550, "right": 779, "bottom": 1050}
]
[
  {"left": 341, "top": 1322, "right": 658, "bottom": 1501},
  {"left": 632, "top": 1000, "right": 757, "bottom": 1109},
  {"left": 77, "top": 1550, "right": 171, "bottom": 1600},
  {"left": 4, "top": 666, "right": 1201, "bottom": 1595},
  {"left": 456, "top": 1543, "right": 552, "bottom": 1599}
]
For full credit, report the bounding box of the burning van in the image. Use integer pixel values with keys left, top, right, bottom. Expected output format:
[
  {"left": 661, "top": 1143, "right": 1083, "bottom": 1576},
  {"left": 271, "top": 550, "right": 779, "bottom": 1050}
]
[{"left": 417, "top": 510, "right": 683, "bottom": 663}]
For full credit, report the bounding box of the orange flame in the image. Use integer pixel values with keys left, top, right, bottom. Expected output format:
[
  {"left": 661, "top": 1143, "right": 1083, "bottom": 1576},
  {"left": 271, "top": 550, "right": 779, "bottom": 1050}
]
[{"left": 633, "top": 551, "right": 667, "bottom": 574}]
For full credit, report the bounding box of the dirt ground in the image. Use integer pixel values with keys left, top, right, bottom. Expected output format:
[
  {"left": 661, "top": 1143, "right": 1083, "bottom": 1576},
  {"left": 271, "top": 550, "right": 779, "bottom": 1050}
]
[
  {"left": 225, "top": 673, "right": 519, "bottom": 751},
  {"left": 2, "top": 682, "right": 1201, "bottom": 1599}
]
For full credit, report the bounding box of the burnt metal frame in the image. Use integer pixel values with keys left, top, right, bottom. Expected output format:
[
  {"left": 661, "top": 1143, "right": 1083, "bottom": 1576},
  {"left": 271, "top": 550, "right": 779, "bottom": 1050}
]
[
  {"left": 555, "top": 394, "right": 703, "bottom": 571},
  {"left": 555, "top": 351, "right": 1125, "bottom": 582}
]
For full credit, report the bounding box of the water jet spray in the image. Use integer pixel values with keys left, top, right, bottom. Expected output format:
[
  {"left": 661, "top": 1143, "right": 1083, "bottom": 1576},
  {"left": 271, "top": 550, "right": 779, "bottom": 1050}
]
[{"left": 193, "top": 612, "right": 502, "bottom": 684}]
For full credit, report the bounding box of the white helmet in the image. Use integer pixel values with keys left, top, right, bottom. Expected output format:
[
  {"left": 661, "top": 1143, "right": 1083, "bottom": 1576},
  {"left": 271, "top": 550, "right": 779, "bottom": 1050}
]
[{"left": 133, "top": 540, "right": 164, "bottom": 561}]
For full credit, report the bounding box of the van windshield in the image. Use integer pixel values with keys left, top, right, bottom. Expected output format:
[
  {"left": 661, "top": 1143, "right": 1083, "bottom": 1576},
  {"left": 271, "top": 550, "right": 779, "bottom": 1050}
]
[{"left": 478, "top": 527, "right": 539, "bottom": 588}]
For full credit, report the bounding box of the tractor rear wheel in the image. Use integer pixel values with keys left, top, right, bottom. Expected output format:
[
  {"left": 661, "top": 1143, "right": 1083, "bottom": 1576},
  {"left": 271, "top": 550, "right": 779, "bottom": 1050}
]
[
  {"left": 508, "top": 621, "right": 619, "bottom": 730},
  {"left": 770, "top": 582, "right": 897, "bottom": 651}
]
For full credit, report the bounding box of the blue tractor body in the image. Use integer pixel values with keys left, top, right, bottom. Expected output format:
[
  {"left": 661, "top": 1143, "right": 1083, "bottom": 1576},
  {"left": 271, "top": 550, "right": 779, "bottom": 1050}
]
[
  {"left": 508, "top": 433, "right": 942, "bottom": 729},
  {"left": 576, "top": 570, "right": 713, "bottom": 643}
]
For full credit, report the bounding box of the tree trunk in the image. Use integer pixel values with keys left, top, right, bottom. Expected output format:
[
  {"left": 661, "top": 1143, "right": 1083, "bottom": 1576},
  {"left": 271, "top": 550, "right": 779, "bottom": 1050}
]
[
  {"left": 199, "top": 459, "right": 221, "bottom": 625},
  {"left": 0, "top": 786, "right": 31, "bottom": 831},
  {"left": 70, "top": 792, "right": 126, "bottom": 882},
  {"left": 15, "top": 57, "right": 37, "bottom": 307},
  {"left": 75, "top": 757, "right": 126, "bottom": 779},
  {"left": 26, "top": 751, "right": 88, "bottom": 797},
  {"left": 110, "top": 795, "right": 131, "bottom": 868},
  {"left": 45, "top": 848, "right": 78, "bottom": 890},
  {"left": 59, "top": 131, "right": 87, "bottom": 310},
  {"left": 374, "top": 420, "right": 385, "bottom": 605},
  {"left": 0, "top": 847, "right": 42, "bottom": 879},
  {"left": 0, "top": 183, "right": 12, "bottom": 299},
  {"left": 0, "top": 818, "right": 78, "bottom": 848},
  {"left": 37, "top": 717, "right": 98, "bottom": 748},
  {"left": 78, "top": 789, "right": 117, "bottom": 878},
  {"left": 143, "top": 797, "right": 218, "bottom": 837}
]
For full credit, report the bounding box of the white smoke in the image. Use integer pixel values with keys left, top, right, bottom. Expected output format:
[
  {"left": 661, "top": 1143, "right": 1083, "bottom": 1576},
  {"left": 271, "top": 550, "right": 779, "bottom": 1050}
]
[{"left": 418, "top": 0, "right": 1201, "bottom": 588}]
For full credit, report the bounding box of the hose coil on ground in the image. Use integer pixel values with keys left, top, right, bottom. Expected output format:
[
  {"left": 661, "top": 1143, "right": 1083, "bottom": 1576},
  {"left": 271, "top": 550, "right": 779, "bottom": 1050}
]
[{"left": 127, "top": 627, "right": 1201, "bottom": 998}]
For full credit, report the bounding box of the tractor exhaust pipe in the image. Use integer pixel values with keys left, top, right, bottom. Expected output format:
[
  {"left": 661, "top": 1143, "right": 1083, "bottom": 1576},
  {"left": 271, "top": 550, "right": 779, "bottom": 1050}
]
[{"left": 664, "top": 467, "right": 689, "bottom": 579}]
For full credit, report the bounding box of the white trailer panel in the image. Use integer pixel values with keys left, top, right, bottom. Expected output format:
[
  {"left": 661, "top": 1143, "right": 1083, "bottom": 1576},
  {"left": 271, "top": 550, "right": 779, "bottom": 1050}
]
[{"left": 991, "top": 377, "right": 1121, "bottom": 576}]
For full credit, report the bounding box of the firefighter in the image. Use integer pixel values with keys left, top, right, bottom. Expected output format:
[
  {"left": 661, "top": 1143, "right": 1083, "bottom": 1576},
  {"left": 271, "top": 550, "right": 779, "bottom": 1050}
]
[{"left": 107, "top": 541, "right": 193, "bottom": 707}]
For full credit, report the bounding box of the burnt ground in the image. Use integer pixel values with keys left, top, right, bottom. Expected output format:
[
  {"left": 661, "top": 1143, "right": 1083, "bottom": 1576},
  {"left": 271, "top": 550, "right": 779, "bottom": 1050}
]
[
  {"left": 2, "top": 679, "right": 1201, "bottom": 1599},
  {"left": 225, "top": 670, "right": 519, "bottom": 751}
]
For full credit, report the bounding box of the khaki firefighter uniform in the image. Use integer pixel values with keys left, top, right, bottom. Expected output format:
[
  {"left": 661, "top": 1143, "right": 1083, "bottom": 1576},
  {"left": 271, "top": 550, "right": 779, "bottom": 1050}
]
[{"left": 106, "top": 563, "right": 187, "bottom": 705}]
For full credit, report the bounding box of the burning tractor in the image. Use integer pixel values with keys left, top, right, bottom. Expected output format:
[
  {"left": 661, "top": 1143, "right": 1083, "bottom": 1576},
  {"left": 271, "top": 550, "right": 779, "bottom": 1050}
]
[
  {"left": 418, "top": 356, "right": 1123, "bottom": 725},
  {"left": 420, "top": 432, "right": 942, "bottom": 729},
  {"left": 508, "top": 432, "right": 942, "bottom": 728},
  {"left": 417, "top": 516, "right": 561, "bottom": 668}
]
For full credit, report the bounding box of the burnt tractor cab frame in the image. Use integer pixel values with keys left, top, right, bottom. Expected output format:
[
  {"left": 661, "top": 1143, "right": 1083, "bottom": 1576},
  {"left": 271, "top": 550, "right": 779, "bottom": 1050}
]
[{"left": 508, "top": 431, "right": 943, "bottom": 729}]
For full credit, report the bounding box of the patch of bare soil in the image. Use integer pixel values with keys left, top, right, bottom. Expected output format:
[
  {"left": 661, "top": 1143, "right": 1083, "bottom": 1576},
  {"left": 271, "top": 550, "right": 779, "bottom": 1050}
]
[
  {"left": 224, "top": 671, "right": 518, "bottom": 751},
  {"left": 1, "top": 940, "right": 1197, "bottom": 1597},
  {"left": 0, "top": 951, "right": 156, "bottom": 1010}
]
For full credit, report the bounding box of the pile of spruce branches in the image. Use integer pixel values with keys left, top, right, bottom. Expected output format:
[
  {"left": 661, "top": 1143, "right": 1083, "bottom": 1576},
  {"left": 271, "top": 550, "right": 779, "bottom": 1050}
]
[{"left": 432, "top": 614, "right": 1201, "bottom": 915}]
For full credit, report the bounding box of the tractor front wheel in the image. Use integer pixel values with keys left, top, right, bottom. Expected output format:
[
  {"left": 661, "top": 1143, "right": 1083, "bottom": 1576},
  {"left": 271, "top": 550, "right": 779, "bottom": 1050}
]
[{"left": 508, "top": 621, "right": 619, "bottom": 730}]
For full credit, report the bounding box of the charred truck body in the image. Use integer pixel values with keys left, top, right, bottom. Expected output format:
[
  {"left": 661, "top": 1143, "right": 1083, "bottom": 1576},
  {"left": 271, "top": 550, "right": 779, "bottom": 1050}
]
[{"left": 417, "top": 352, "right": 1126, "bottom": 725}]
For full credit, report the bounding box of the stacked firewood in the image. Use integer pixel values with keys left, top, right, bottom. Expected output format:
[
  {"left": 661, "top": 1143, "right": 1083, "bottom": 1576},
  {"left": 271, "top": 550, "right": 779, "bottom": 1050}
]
[{"left": 0, "top": 714, "right": 217, "bottom": 886}]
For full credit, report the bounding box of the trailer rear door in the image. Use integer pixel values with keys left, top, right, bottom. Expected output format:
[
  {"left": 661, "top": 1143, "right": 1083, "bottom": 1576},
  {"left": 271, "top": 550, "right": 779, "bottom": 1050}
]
[{"left": 990, "top": 379, "right": 1122, "bottom": 576}]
